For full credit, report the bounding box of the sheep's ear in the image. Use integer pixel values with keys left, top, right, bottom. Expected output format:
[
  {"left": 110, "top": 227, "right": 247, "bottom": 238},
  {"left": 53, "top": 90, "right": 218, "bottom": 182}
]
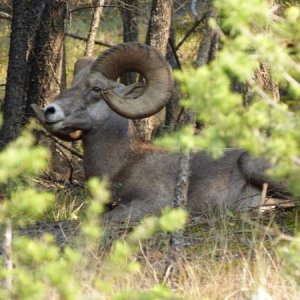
[{"left": 73, "top": 56, "right": 96, "bottom": 76}]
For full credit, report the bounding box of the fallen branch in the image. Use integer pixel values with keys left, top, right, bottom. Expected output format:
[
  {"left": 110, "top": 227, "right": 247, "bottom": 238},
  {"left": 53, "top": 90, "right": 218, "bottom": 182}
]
[{"left": 65, "top": 32, "right": 112, "bottom": 48}]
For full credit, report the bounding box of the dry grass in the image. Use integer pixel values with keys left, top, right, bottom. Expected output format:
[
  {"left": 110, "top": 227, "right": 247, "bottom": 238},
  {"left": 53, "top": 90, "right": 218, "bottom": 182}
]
[
  {"left": 29, "top": 158, "right": 300, "bottom": 299},
  {"left": 27, "top": 134, "right": 300, "bottom": 299},
  {"left": 62, "top": 206, "right": 300, "bottom": 299}
]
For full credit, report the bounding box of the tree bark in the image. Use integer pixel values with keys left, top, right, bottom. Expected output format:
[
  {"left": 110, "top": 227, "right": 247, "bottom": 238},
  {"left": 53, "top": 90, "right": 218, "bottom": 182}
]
[
  {"left": 119, "top": 0, "right": 138, "bottom": 43},
  {"left": 84, "top": 0, "right": 105, "bottom": 57},
  {"left": 145, "top": 0, "right": 173, "bottom": 55},
  {"left": 254, "top": 1, "right": 280, "bottom": 104},
  {"left": 165, "top": 19, "right": 181, "bottom": 129},
  {"left": 169, "top": 152, "right": 191, "bottom": 254},
  {"left": 134, "top": 0, "right": 173, "bottom": 142},
  {"left": 195, "top": 7, "right": 219, "bottom": 68},
  {"left": 26, "top": 0, "right": 66, "bottom": 111},
  {"left": 0, "top": 0, "right": 67, "bottom": 148},
  {"left": 254, "top": 63, "right": 280, "bottom": 103},
  {"left": 0, "top": 0, "right": 46, "bottom": 148}
]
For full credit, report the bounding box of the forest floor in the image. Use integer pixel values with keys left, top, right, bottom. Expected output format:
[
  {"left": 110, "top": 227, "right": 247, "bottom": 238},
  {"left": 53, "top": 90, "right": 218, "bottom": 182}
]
[{"left": 25, "top": 146, "right": 300, "bottom": 299}]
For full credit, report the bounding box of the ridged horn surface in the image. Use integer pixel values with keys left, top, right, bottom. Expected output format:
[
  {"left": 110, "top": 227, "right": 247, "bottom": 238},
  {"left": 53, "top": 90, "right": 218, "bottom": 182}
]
[{"left": 90, "top": 42, "right": 174, "bottom": 119}]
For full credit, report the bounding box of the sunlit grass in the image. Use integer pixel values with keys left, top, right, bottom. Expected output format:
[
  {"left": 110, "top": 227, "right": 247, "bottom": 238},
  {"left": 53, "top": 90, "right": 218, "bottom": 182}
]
[
  {"left": 63, "top": 208, "right": 300, "bottom": 299},
  {"left": 37, "top": 178, "right": 300, "bottom": 299}
]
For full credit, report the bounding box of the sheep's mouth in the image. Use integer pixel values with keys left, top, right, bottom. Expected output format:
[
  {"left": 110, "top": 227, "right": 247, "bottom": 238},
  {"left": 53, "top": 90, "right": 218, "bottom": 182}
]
[
  {"left": 45, "top": 120, "right": 65, "bottom": 132},
  {"left": 44, "top": 119, "right": 64, "bottom": 125},
  {"left": 31, "top": 104, "right": 83, "bottom": 141}
]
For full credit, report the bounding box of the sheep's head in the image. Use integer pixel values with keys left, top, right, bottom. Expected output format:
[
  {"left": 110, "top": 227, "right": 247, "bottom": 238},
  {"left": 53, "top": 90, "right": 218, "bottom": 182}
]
[{"left": 32, "top": 42, "right": 174, "bottom": 141}]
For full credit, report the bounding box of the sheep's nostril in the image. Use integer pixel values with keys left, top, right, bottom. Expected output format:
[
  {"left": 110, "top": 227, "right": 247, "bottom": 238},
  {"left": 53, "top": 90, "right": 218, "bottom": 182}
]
[{"left": 44, "top": 106, "right": 56, "bottom": 116}]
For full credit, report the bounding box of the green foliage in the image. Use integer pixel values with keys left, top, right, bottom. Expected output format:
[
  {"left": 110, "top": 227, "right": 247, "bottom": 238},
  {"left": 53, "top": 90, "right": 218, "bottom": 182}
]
[
  {"left": 11, "top": 237, "right": 81, "bottom": 300},
  {"left": 106, "top": 209, "right": 187, "bottom": 275},
  {"left": 0, "top": 128, "right": 48, "bottom": 183},
  {"left": 159, "top": 208, "right": 188, "bottom": 232},
  {"left": 1, "top": 0, "right": 300, "bottom": 298},
  {"left": 158, "top": 0, "right": 300, "bottom": 194},
  {"left": 0, "top": 126, "right": 185, "bottom": 299},
  {"left": 1, "top": 188, "right": 54, "bottom": 225},
  {"left": 80, "top": 178, "right": 110, "bottom": 241}
]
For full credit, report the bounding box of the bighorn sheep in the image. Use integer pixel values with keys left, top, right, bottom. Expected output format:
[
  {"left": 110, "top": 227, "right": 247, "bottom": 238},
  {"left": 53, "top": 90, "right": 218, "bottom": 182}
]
[{"left": 32, "top": 42, "right": 291, "bottom": 223}]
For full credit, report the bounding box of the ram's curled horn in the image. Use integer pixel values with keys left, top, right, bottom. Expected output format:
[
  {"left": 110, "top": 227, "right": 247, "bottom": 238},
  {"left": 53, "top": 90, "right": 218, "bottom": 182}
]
[
  {"left": 90, "top": 42, "right": 174, "bottom": 119},
  {"left": 31, "top": 104, "right": 82, "bottom": 142}
]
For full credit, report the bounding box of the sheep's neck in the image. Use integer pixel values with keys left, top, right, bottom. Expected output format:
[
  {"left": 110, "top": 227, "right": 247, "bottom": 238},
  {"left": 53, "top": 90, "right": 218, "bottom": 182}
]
[{"left": 82, "top": 115, "right": 135, "bottom": 180}]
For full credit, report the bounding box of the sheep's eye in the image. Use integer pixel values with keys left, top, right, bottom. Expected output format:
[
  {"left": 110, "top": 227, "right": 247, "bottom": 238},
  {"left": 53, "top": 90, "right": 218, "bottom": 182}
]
[{"left": 92, "top": 87, "right": 101, "bottom": 92}]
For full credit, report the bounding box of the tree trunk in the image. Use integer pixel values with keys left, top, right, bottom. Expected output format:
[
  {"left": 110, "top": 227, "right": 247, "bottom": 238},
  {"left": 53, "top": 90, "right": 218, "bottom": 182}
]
[
  {"left": 26, "top": 0, "right": 66, "bottom": 112},
  {"left": 145, "top": 0, "right": 173, "bottom": 55},
  {"left": 119, "top": 0, "right": 139, "bottom": 85},
  {"left": 61, "top": 39, "right": 67, "bottom": 91},
  {"left": 165, "top": 18, "right": 181, "bottom": 129},
  {"left": 134, "top": 0, "right": 173, "bottom": 142},
  {"left": 120, "top": 0, "right": 138, "bottom": 43},
  {"left": 165, "top": 111, "right": 194, "bottom": 275},
  {"left": 0, "top": 0, "right": 46, "bottom": 148},
  {"left": 169, "top": 152, "right": 191, "bottom": 254},
  {"left": 0, "top": 0, "right": 67, "bottom": 148},
  {"left": 84, "top": 0, "right": 105, "bottom": 57},
  {"left": 254, "top": 63, "right": 280, "bottom": 103},
  {"left": 254, "top": 1, "right": 280, "bottom": 104},
  {"left": 195, "top": 7, "right": 219, "bottom": 68}
]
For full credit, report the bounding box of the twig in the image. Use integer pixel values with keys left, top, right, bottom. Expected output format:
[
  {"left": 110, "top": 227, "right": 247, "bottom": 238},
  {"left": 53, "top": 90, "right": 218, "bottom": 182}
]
[
  {"left": 0, "top": 11, "right": 12, "bottom": 21},
  {"left": 175, "top": 17, "right": 204, "bottom": 51},
  {"left": 138, "top": 241, "right": 159, "bottom": 284},
  {"left": 240, "top": 216, "right": 300, "bottom": 243},
  {"left": 58, "top": 222, "right": 73, "bottom": 246},
  {"left": 0, "top": 9, "right": 123, "bottom": 50},
  {"left": 283, "top": 71, "right": 300, "bottom": 87},
  {"left": 69, "top": 5, "right": 118, "bottom": 13},
  {"left": 40, "top": 130, "right": 83, "bottom": 159},
  {"left": 69, "top": 2, "right": 144, "bottom": 14},
  {"left": 261, "top": 183, "right": 268, "bottom": 206},
  {"left": 168, "top": 37, "right": 182, "bottom": 70},
  {"left": 162, "top": 264, "right": 173, "bottom": 284},
  {"left": 56, "top": 144, "right": 74, "bottom": 184},
  {"left": 65, "top": 32, "right": 112, "bottom": 48}
]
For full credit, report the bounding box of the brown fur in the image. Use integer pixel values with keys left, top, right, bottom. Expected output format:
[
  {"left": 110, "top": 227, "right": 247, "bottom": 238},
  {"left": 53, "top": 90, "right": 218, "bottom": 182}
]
[{"left": 36, "top": 44, "right": 293, "bottom": 223}]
